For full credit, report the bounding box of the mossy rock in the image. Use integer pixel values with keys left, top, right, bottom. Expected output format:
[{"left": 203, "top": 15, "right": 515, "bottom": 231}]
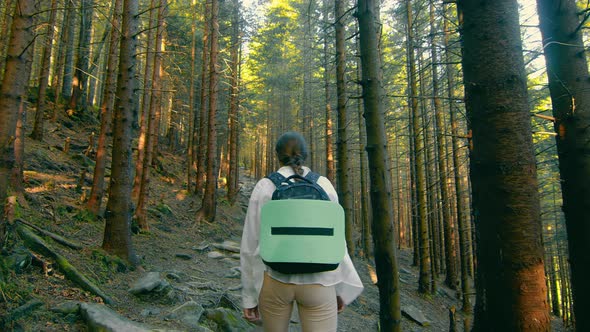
[{"left": 204, "top": 308, "right": 255, "bottom": 332}]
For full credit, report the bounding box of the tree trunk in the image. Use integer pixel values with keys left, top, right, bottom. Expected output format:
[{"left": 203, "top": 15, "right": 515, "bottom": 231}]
[
  {"left": 136, "top": 0, "right": 165, "bottom": 231},
  {"left": 458, "top": 0, "right": 550, "bottom": 330},
  {"left": 536, "top": 1, "right": 590, "bottom": 329},
  {"left": 335, "top": 0, "right": 354, "bottom": 255},
  {"left": 187, "top": 0, "right": 197, "bottom": 192},
  {"left": 61, "top": 0, "right": 77, "bottom": 102},
  {"left": 406, "top": 0, "right": 431, "bottom": 294},
  {"left": 195, "top": 0, "right": 210, "bottom": 194},
  {"left": 132, "top": 0, "right": 157, "bottom": 202},
  {"left": 430, "top": 0, "right": 457, "bottom": 290},
  {"left": 30, "top": 0, "right": 58, "bottom": 141},
  {"left": 0, "top": 0, "right": 15, "bottom": 79},
  {"left": 0, "top": 0, "right": 37, "bottom": 247},
  {"left": 196, "top": 0, "right": 219, "bottom": 223},
  {"left": 226, "top": 0, "right": 240, "bottom": 204},
  {"left": 322, "top": 0, "right": 335, "bottom": 184},
  {"left": 443, "top": 5, "right": 472, "bottom": 326},
  {"left": 67, "top": 0, "right": 93, "bottom": 114},
  {"left": 102, "top": 0, "right": 140, "bottom": 266},
  {"left": 356, "top": 34, "right": 371, "bottom": 258},
  {"left": 357, "top": 0, "right": 401, "bottom": 330},
  {"left": 11, "top": 99, "right": 27, "bottom": 206},
  {"left": 86, "top": 0, "right": 122, "bottom": 215}
]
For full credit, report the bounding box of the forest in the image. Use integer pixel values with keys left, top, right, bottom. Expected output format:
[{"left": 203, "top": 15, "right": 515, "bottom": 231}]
[{"left": 0, "top": 0, "right": 588, "bottom": 331}]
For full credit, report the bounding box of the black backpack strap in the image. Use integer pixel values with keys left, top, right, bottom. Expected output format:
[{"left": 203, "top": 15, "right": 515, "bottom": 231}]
[
  {"left": 304, "top": 171, "right": 321, "bottom": 183},
  {"left": 266, "top": 172, "right": 287, "bottom": 188}
]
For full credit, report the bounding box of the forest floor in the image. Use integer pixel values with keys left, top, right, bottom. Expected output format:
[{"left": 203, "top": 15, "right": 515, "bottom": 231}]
[{"left": 0, "top": 112, "right": 568, "bottom": 331}]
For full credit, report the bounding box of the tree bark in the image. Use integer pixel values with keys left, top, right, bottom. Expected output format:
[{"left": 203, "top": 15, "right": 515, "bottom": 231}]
[
  {"left": 187, "top": 0, "right": 197, "bottom": 193},
  {"left": 227, "top": 0, "right": 240, "bottom": 204},
  {"left": 31, "top": 0, "right": 58, "bottom": 141},
  {"left": 132, "top": 0, "right": 158, "bottom": 202},
  {"left": 357, "top": 0, "right": 401, "bottom": 330},
  {"left": 406, "top": 0, "right": 431, "bottom": 294},
  {"left": 430, "top": 0, "right": 457, "bottom": 290},
  {"left": 536, "top": 1, "right": 590, "bottom": 329},
  {"left": 0, "top": 0, "right": 15, "bottom": 79},
  {"left": 323, "top": 0, "right": 335, "bottom": 184},
  {"left": 67, "top": 0, "right": 93, "bottom": 114},
  {"left": 195, "top": 0, "right": 210, "bottom": 194},
  {"left": 102, "top": 0, "right": 140, "bottom": 266},
  {"left": 136, "top": 0, "right": 165, "bottom": 231},
  {"left": 61, "top": 0, "right": 77, "bottom": 102},
  {"left": 356, "top": 32, "right": 371, "bottom": 258},
  {"left": 444, "top": 5, "right": 472, "bottom": 326},
  {"left": 458, "top": 0, "right": 550, "bottom": 330},
  {"left": 0, "top": 0, "right": 37, "bottom": 247},
  {"left": 196, "top": 0, "right": 219, "bottom": 223},
  {"left": 86, "top": 0, "right": 122, "bottom": 215},
  {"left": 335, "top": 0, "right": 354, "bottom": 255}
]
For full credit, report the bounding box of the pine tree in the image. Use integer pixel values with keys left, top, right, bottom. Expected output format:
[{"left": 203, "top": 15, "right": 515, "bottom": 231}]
[
  {"left": 536, "top": 1, "right": 590, "bottom": 329},
  {"left": 459, "top": 0, "right": 550, "bottom": 329}
]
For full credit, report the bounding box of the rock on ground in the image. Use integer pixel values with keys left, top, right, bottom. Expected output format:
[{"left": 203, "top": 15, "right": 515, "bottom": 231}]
[
  {"left": 165, "top": 301, "right": 205, "bottom": 329},
  {"left": 402, "top": 304, "right": 431, "bottom": 327},
  {"left": 79, "top": 302, "right": 153, "bottom": 332}
]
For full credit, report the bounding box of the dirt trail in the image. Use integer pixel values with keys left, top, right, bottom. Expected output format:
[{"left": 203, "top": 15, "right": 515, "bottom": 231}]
[{"left": 2, "top": 117, "right": 482, "bottom": 331}]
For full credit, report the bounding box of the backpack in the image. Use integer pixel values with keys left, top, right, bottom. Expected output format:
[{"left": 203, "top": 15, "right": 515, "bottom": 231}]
[
  {"left": 259, "top": 171, "right": 346, "bottom": 274},
  {"left": 267, "top": 171, "right": 330, "bottom": 201}
]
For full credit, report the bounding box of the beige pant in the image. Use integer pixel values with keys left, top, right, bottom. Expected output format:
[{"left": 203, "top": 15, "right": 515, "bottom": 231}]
[{"left": 259, "top": 273, "right": 337, "bottom": 332}]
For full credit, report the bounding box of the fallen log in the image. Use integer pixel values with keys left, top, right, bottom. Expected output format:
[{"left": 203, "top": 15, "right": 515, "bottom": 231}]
[
  {"left": 16, "top": 224, "right": 113, "bottom": 304},
  {"left": 15, "top": 219, "right": 83, "bottom": 250},
  {"left": 0, "top": 299, "right": 44, "bottom": 328}
]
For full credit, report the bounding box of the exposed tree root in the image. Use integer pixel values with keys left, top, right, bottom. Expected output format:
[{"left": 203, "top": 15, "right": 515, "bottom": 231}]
[
  {"left": 16, "top": 224, "right": 113, "bottom": 304},
  {"left": 15, "top": 219, "right": 83, "bottom": 250}
]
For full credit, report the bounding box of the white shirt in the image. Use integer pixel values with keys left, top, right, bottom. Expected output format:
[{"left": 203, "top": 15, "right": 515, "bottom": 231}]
[{"left": 240, "top": 166, "right": 364, "bottom": 309}]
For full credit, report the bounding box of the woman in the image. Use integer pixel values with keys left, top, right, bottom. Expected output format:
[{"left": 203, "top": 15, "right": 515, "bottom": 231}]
[{"left": 240, "top": 132, "right": 364, "bottom": 332}]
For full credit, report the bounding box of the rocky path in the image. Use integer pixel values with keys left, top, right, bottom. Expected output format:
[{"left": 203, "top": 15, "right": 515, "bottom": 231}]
[{"left": 5, "top": 144, "right": 465, "bottom": 331}]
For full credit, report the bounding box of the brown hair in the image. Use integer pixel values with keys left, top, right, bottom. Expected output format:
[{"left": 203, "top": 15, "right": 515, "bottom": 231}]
[{"left": 275, "top": 132, "right": 308, "bottom": 176}]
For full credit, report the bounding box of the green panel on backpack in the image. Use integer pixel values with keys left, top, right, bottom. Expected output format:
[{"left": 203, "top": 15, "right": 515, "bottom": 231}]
[{"left": 260, "top": 199, "right": 346, "bottom": 265}]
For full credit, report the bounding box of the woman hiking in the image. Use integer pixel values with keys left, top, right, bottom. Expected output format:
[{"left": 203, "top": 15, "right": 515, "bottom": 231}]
[{"left": 240, "top": 131, "right": 364, "bottom": 332}]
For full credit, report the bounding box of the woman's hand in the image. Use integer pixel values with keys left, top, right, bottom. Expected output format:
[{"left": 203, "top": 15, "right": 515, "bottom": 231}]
[
  {"left": 337, "top": 296, "right": 345, "bottom": 313},
  {"left": 243, "top": 306, "right": 260, "bottom": 322}
]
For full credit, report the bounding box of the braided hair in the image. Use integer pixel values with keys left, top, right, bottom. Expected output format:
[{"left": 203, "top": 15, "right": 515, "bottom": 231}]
[{"left": 275, "top": 132, "right": 308, "bottom": 176}]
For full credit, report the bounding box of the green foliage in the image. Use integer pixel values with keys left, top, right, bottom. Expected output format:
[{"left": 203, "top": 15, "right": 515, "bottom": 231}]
[{"left": 73, "top": 209, "right": 96, "bottom": 223}]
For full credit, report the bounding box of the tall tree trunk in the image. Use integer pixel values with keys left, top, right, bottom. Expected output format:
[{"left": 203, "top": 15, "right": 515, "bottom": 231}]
[
  {"left": 86, "top": 25, "right": 110, "bottom": 107},
  {"left": 195, "top": 0, "right": 210, "bottom": 194},
  {"left": 196, "top": 0, "right": 219, "bottom": 223},
  {"left": 536, "top": 1, "right": 590, "bottom": 329},
  {"left": 11, "top": 99, "right": 26, "bottom": 206},
  {"left": 0, "top": 0, "right": 16, "bottom": 80},
  {"left": 136, "top": 0, "right": 165, "bottom": 231},
  {"left": 86, "top": 0, "right": 121, "bottom": 215},
  {"left": 335, "top": 0, "right": 354, "bottom": 255},
  {"left": 187, "top": 0, "right": 197, "bottom": 193},
  {"left": 430, "top": 0, "right": 457, "bottom": 290},
  {"left": 31, "top": 0, "right": 58, "bottom": 141},
  {"left": 458, "top": 0, "right": 550, "bottom": 330},
  {"left": 0, "top": 0, "right": 37, "bottom": 247},
  {"left": 102, "top": 0, "right": 139, "bottom": 266},
  {"left": 132, "top": 0, "right": 157, "bottom": 202},
  {"left": 444, "top": 6, "right": 472, "bottom": 327},
  {"left": 61, "top": 0, "right": 77, "bottom": 102},
  {"left": 67, "top": 0, "right": 93, "bottom": 114},
  {"left": 227, "top": 0, "right": 240, "bottom": 204},
  {"left": 323, "top": 0, "right": 335, "bottom": 184},
  {"left": 406, "top": 0, "right": 430, "bottom": 294},
  {"left": 357, "top": 0, "right": 401, "bottom": 330},
  {"left": 356, "top": 35, "right": 371, "bottom": 257}
]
